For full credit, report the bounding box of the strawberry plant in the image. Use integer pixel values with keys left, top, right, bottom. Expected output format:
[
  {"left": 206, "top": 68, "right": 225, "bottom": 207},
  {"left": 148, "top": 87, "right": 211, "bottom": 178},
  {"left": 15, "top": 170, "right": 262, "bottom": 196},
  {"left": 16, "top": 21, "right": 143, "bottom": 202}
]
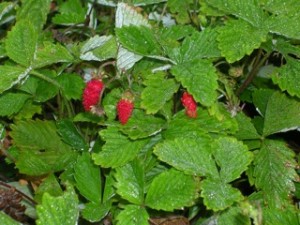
[{"left": 0, "top": 0, "right": 300, "bottom": 225}]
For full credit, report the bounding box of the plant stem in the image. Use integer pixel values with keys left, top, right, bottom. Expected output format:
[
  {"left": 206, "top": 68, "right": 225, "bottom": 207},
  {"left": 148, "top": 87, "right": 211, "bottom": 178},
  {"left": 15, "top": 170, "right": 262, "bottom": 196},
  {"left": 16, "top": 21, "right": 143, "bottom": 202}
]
[
  {"left": 236, "top": 49, "right": 270, "bottom": 95},
  {"left": 30, "top": 70, "right": 62, "bottom": 89}
]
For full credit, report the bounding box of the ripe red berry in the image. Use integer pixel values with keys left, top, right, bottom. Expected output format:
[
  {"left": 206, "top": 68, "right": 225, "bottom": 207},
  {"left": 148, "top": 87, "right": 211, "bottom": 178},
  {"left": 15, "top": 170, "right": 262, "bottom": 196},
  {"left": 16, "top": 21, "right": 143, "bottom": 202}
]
[
  {"left": 181, "top": 91, "right": 197, "bottom": 118},
  {"left": 82, "top": 79, "right": 104, "bottom": 111},
  {"left": 117, "top": 96, "right": 134, "bottom": 125}
]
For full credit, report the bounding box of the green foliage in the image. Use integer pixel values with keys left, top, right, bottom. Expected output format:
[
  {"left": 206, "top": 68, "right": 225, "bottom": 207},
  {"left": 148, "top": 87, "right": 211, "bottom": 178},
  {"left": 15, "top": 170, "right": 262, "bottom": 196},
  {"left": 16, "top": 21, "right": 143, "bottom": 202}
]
[
  {"left": 36, "top": 185, "right": 79, "bottom": 225},
  {"left": 0, "top": 0, "right": 300, "bottom": 224}
]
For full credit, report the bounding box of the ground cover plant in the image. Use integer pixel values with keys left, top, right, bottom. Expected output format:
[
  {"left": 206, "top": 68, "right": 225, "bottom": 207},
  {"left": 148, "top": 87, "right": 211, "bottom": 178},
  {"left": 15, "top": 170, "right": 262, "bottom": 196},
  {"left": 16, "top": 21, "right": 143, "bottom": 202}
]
[{"left": 0, "top": 0, "right": 300, "bottom": 224}]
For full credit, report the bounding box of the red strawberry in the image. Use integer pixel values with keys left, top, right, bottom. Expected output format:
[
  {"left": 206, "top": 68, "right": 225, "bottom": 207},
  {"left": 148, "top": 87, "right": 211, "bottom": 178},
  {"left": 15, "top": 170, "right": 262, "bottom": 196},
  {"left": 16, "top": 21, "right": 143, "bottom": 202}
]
[
  {"left": 181, "top": 91, "right": 197, "bottom": 118},
  {"left": 82, "top": 79, "right": 104, "bottom": 111},
  {"left": 117, "top": 92, "right": 134, "bottom": 125}
]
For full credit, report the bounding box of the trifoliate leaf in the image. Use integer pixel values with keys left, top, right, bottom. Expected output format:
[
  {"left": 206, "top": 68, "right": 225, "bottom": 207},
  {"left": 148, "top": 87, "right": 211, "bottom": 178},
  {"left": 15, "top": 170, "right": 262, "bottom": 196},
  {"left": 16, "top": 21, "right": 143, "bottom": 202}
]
[
  {"left": 263, "top": 91, "right": 300, "bottom": 136},
  {"left": 205, "top": 0, "right": 266, "bottom": 27},
  {"left": 217, "top": 19, "right": 267, "bottom": 63},
  {"left": 235, "top": 112, "right": 260, "bottom": 140},
  {"left": 116, "top": 205, "right": 149, "bottom": 225},
  {"left": 36, "top": 185, "right": 79, "bottom": 225},
  {"left": 154, "top": 136, "right": 219, "bottom": 177},
  {"left": 116, "top": 25, "right": 162, "bottom": 56},
  {"left": 5, "top": 20, "right": 38, "bottom": 67},
  {"left": 16, "top": 0, "right": 51, "bottom": 31},
  {"left": 115, "top": 159, "right": 144, "bottom": 205},
  {"left": 0, "top": 65, "right": 31, "bottom": 94},
  {"left": 82, "top": 201, "right": 111, "bottom": 223},
  {"left": 0, "top": 92, "right": 30, "bottom": 117},
  {"left": 74, "top": 153, "right": 102, "bottom": 203},
  {"left": 10, "top": 120, "right": 77, "bottom": 175},
  {"left": 52, "top": 0, "right": 86, "bottom": 25},
  {"left": 80, "top": 35, "right": 118, "bottom": 61},
  {"left": 171, "top": 59, "right": 218, "bottom": 106},
  {"left": 253, "top": 139, "right": 298, "bottom": 208},
  {"left": 177, "top": 28, "right": 221, "bottom": 63},
  {"left": 141, "top": 73, "right": 179, "bottom": 114},
  {"left": 212, "top": 137, "right": 253, "bottom": 183},
  {"left": 56, "top": 73, "right": 85, "bottom": 100},
  {"left": 0, "top": 211, "right": 22, "bottom": 225},
  {"left": 272, "top": 58, "right": 300, "bottom": 98},
  {"left": 201, "top": 178, "right": 243, "bottom": 211},
  {"left": 92, "top": 127, "right": 148, "bottom": 168},
  {"left": 145, "top": 169, "right": 199, "bottom": 211},
  {"left": 120, "top": 110, "right": 165, "bottom": 140},
  {"left": 33, "top": 42, "right": 74, "bottom": 68},
  {"left": 217, "top": 206, "right": 251, "bottom": 225}
]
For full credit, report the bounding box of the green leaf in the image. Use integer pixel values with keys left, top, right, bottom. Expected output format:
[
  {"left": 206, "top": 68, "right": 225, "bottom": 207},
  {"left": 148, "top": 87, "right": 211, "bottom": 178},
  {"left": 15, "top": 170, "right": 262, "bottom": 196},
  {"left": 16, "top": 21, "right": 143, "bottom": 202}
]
[
  {"left": 102, "top": 88, "right": 122, "bottom": 121},
  {"left": 35, "top": 174, "right": 63, "bottom": 203},
  {"left": 272, "top": 58, "right": 300, "bottom": 98},
  {"left": 212, "top": 137, "right": 253, "bottom": 183},
  {"left": 154, "top": 136, "right": 219, "bottom": 177},
  {"left": 74, "top": 153, "right": 102, "bottom": 203},
  {"left": 263, "top": 206, "right": 300, "bottom": 225},
  {"left": 132, "top": 0, "right": 167, "bottom": 6},
  {"left": 141, "top": 73, "right": 179, "bottom": 114},
  {"left": 0, "top": 65, "right": 31, "bottom": 94},
  {"left": 177, "top": 28, "right": 221, "bottom": 63},
  {"left": 167, "top": 0, "right": 193, "bottom": 24},
  {"left": 262, "top": 0, "right": 300, "bottom": 15},
  {"left": 253, "top": 139, "right": 298, "bottom": 208},
  {"left": 217, "top": 206, "right": 251, "bottom": 225},
  {"left": 34, "top": 70, "right": 59, "bottom": 102},
  {"left": 116, "top": 25, "right": 161, "bottom": 56},
  {"left": 82, "top": 201, "right": 111, "bottom": 223},
  {"left": 56, "top": 73, "right": 85, "bottom": 100},
  {"left": 33, "top": 42, "right": 74, "bottom": 68},
  {"left": 16, "top": 0, "right": 51, "bottom": 31},
  {"left": 115, "top": 2, "right": 150, "bottom": 70},
  {"left": 116, "top": 205, "right": 149, "bottom": 225},
  {"left": 205, "top": 0, "right": 266, "bottom": 26},
  {"left": 235, "top": 112, "right": 260, "bottom": 140},
  {"left": 57, "top": 119, "right": 88, "bottom": 151},
  {"left": 252, "top": 88, "right": 274, "bottom": 117},
  {"left": 171, "top": 59, "right": 218, "bottom": 106},
  {"left": 163, "top": 109, "right": 237, "bottom": 139},
  {"left": 52, "top": 0, "right": 86, "bottom": 25},
  {"left": 115, "top": 159, "right": 144, "bottom": 205},
  {"left": 92, "top": 127, "right": 147, "bottom": 168},
  {"left": 217, "top": 19, "right": 267, "bottom": 63},
  {"left": 80, "top": 35, "right": 117, "bottom": 61},
  {"left": 36, "top": 185, "right": 79, "bottom": 225},
  {"left": 10, "top": 120, "right": 77, "bottom": 175},
  {"left": 159, "top": 25, "right": 194, "bottom": 41},
  {"left": 0, "top": 2, "right": 14, "bottom": 22},
  {"left": 120, "top": 110, "right": 166, "bottom": 140},
  {"left": 0, "top": 211, "right": 22, "bottom": 225},
  {"left": 0, "top": 92, "right": 30, "bottom": 117},
  {"left": 145, "top": 169, "right": 199, "bottom": 211},
  {"left": 201, "top": 178, "right": 243, "bottom": 211},
  {"left": 263, "top": 92, "right": 300, "bottom": 136},
  {"left": 5, "top": 20, "right": 38, "bottom": 66},
  {"left": 267, "top": 13, "right": 300, "bottom": 39},
  {"left": 14, "top": 100, "right": 42, "bottom": 119}
]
